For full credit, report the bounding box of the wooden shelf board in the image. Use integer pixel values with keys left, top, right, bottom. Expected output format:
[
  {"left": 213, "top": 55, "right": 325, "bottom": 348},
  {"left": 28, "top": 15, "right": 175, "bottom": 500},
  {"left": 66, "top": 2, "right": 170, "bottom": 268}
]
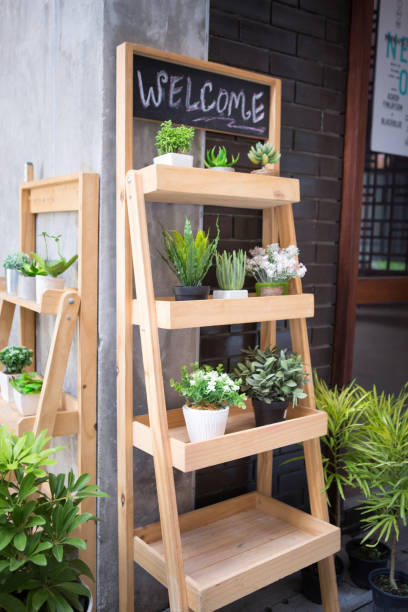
[
  {"left": 133, "top": 404, "right": 327, "bottom": 472},
  {"left": 132, "top": 293, "right": 314, "bottom": 329},
  {"left": 0, "top": 393, "right": 79, "bottom": 436},
  {"left": 136, "top": 165, "right": 300, "bottom": 208},
  {"left": 134, "top": 492, "right": 340, "bottom": 612},
  {"left": 0, "top": 287, "right": 77, "bottom": 315}
]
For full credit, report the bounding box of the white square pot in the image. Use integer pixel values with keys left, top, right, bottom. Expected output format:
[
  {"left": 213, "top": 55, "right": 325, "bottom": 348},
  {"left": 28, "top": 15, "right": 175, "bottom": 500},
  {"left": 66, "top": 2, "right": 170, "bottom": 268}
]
[
  {"left": 13, "top": 388, "right": 40, "bottom": 416},
  {"left": 153, "top": 153, "right": 194, "bottom": 167},
  {"left": 213, "top": 289, "right": 248, "bottom": 300},
  {"left": 0, "top": 371, "right": 22, "bottom": 402},
  {"left": 36, "top": 276, "right": 65, "bottom": 303},
  {"left": 182, "top": 404, "right": 229, "bottom": 442},
  {"left": 17, "top": 275, "right": 36, "bottom": 301}
]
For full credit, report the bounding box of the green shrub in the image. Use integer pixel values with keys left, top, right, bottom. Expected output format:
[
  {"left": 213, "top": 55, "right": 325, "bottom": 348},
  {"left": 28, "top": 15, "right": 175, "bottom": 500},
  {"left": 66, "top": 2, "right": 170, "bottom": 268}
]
[
  {"left": 0, "top": 346, "right": 33, "bottom": 374},
  {"left": 3, "top": 252, "right": 30, "bottom": 271},
  {"left": 155, "top": 120, "right": 194, "bottom": 155},
  {"left": 204, "top": 146, "right": 239, "bottom": 168},
  {"left": 216, "top": 250, "right": 246, "bottom": 290}
]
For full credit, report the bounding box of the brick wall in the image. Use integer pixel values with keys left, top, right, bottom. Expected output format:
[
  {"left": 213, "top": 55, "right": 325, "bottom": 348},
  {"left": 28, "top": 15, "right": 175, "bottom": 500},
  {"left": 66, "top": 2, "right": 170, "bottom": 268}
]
[{"left": 196, "top": 0, "right": 351, "bottom": 508}]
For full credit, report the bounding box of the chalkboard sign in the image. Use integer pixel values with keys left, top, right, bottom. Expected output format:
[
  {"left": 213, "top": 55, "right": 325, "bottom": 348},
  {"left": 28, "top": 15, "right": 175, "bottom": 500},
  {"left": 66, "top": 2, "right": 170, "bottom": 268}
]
[{"left": 133, "top": 54, "right": 270, "bottom": 138}]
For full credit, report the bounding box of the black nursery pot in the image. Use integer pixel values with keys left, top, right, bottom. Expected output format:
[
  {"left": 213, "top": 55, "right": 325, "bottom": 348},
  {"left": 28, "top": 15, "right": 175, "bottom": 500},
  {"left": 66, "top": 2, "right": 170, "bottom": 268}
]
[
  {"left": 252, "top": 399, "right": 288, "bottom": 426},
  {"left": 369, "top": 569, "right": 408, "bottom": 610},
  {"left": 346, "top": 538, "right": 390, "bottom": 590},
  {"left": 301, "top": 556, "right": 344, "bottom": 605},
  {"left": 173, "top": 286, "right": 210, "bottom": 301}
]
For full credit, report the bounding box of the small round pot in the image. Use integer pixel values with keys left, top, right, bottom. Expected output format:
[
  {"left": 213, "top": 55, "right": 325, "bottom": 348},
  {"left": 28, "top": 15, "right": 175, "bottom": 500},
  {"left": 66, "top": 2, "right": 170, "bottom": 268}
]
[
  {"left": 255, "top": 281, "right": 288, "bottom": 297},
  {"left": 153, "top": 153, "right": 194, "bottom": 167},
  {"left": 36, "top": 275, "right": 65, "bottom": 302},
  {"left": 302, "top": 556, "right": 344, "bottom": 604},
  {"left": 252, "top": 399, "right": 287, "bottom": 426},
  {"left": 173, "top": 286, "right": 210, "bottom": 301},
  {"left": 5, "top": 269, "right": 19, "bottom": 295},
  {"left": 369, "top": 568, "right": 408, "bottom": 610},
  {"left": 346, "top": 538, "right": 390, "bottom": 590},
  {"left": 183, "top": 404, "right": 229, "bottom": 442},
  {"left": 213, "top": 289, "right": 248, "bottom": 300},
  {"left": 205, "top": 166, "right": 235, "bottom": 172},
  {"left": 17, "top": 275, "right": 36, "bottom": 301}
]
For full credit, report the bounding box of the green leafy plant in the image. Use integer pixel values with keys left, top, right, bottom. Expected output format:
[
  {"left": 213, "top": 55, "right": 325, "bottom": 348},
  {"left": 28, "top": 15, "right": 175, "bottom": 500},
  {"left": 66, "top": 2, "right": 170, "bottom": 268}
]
[
  {"left": 170, "top": 363, "right": 246, "bottom": 410},
  {"left": 204, "top": 146, "right": 240, "bottom": 168},
  {"left": 20, "top": 260, "right": 43, "bottom": 278},
  {"left": 216, "top": 250, "right": 246, "bottom": 290},
  {"left": 10, "top": 372, "right": 42, "bottom": 395},
  {"left": 155, "top": 120, "right": 195, "bottom": 155},
  {"left": 3, "top": 253, "right": 30, "bottom": 271},
  {"left": 346, "top": 385, "right": 408, "bottom": 592},
  {"left": 161, "top": 217, "right": 219, "bottom": 286},
  {"left": 31, "top": 233, "right": 78, "bottom": 278},
  {"left": 233, "top": 345, "right": 308, "bottom": 406},
  {"left": 0, "top": 426, "right": 107, "bottom": 611},
  {"left": 248, "top": 142, "right": 280, "bottom": 166},
  {"left": 0, "top": 346, "right": 33, "bottom": 374}
]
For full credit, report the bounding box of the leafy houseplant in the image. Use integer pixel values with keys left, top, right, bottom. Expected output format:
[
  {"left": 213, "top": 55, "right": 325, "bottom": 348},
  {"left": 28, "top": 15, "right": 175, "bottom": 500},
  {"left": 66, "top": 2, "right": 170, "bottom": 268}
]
[
  {"left": 0, "top": 346, "right": 33, "bottom": 403},
  {"left": 154, "top": 120, "right": 195, "bottom": 167},
  {"left": 170, "top": 363, "right": 246, "bottom": 442},
  {"left": 17, "top": 259, "right": 41, "bottom": 302},
  {"left": 10, "top": 372, "right": 43, "bottom": 416},
  {"left": 204, "top": 146, "right": 240, "bottom": 172},
  {"left": 234, "top": 345, "right": 308, "bottom": 426},
  {"left": 213, "top": 250, "right": 248, "bottom": 300},
  {"left": 32, "top": 233, "right": 78, "bottom": 302},
  {"left": 0, "top": 426, "right": 107, "bottom": 611},
  {"left": 3, "top": 252, "right": 30, "bottom": 295},
  {"left": 161, "top": 217, "right": 219, "bottom": 301},
  {"left": 246, "top": 244, "right": 306, "bottom": 296},
  {"left": 248, "top": 142, "right": 280, "bottom": 175}
]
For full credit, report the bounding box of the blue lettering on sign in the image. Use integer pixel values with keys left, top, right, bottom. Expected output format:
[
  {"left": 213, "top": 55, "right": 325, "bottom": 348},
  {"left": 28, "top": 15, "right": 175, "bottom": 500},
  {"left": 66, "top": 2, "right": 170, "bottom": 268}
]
[{"left": 399, "top": 69, "right": 408, "bottom": 95}]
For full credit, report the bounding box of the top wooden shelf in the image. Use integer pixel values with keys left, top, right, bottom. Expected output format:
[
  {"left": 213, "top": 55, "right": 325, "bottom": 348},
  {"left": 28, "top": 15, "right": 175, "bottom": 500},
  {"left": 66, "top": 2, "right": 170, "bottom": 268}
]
[
  {"left": 135, "top": 165, "right": 300, "bottom": 208},
  {"left": 0, "top": 286, "right": 77, "bottom": 315}
]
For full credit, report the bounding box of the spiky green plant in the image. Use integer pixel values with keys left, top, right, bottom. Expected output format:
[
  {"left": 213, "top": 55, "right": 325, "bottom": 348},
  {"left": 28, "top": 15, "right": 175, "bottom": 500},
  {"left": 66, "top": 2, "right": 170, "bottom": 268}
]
[
  {"left": 248, "top": 141, "right": 281, "bottom": 166},
  {"left": 161, "top": 218, "right": 219, "bottom": 286},
  {"left": 204, "top": 146, "right": 240, "bottom": 168},
  {"left": 31, "top": 232, "right": 78, "bottom": 278},
  {"left": 216, "top": 250, "right": 246, "bottom": 290},
  {"left": 155, "top": 120, "right": 195, "bottom": 155}
]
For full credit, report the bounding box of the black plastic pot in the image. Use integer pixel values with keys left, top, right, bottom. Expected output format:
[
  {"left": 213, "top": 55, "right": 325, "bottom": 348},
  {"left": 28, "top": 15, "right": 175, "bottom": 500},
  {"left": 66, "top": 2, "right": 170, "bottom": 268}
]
[
  {"left": 252, "top": 399, "right": 287, "bottom": 426},
  {"left": 173, "top": 286, "right": 210, "bottom": 301},
  {"left": 301, "top": 556, "right": 344, "bottom": 605},
  {"left": 369, "top": 568, "right": 408, "bottom": 610},
  {"left": 346, "top": 538, "right": 390, "bottom": 589}
]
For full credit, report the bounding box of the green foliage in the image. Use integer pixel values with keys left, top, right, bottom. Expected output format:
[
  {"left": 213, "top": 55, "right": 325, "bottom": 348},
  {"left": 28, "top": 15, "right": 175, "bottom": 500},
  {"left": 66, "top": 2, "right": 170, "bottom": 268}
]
[
  {"left": 170, "top": 362, "right": 246, "bottom": 410},
  {"left": 31, "top": 233, "right": 78, "bottom": 278},
  {"left": 10, "top": 372, "right": 42, "bottom": 395},
  {"left": 0, "top": 426, "right": 107, "bottom": 611},
  {"left": 20, "top": 259, "right": 42, "bottom": 278},
  {"left": 204, "top": 146, "right": 239, "bottom": 168},
  {"left": 155, "top": 120, "right": 194, "bottom": 155},
  {"left": 216, "top": 250, "right": 246, "bottom": 290},
  {"left": 0, "top": 346, "right": 33, "bottom": 374},
  {"left": 248, "top": 141, "right": 281, "bottom": 166},
  {"left": 3, "top": 253, "right": 30, "bottom": 271},
  {"left": 161, "top": 217, "right": 219, "bottom": 286},
  {"left": 234, "top": 345, "right": 308, "bottom": 406}
]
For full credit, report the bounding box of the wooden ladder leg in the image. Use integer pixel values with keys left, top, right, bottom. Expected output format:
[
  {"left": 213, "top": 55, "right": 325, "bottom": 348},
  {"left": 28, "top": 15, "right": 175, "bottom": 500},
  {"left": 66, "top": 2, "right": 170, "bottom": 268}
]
[
  {"left": 0, "top": 300, "right": 16, "bottom": 349},
  {"left": 126, "top": 171, "right": 189, "bottom": 612},
  {"left": 20, "top": 169, "right": 36, "bottom": 368}
]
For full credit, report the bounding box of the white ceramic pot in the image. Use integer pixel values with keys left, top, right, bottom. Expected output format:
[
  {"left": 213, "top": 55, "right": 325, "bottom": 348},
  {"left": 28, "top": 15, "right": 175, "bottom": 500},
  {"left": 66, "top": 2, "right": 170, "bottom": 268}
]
[
  {"left": 206, "top": 166, "right": 235, "bottom": 172},
  {"left": 182, "top": 404, "right": 229, "bottom": 442},
  {"left": 153, "top": 153, "right": 194, "bottom": 167},
  {"left": 13, "top": 388, "right": 40, "bottom": 416},
  {"left": 36, "top": 276, "right": 65, "bottom": 302},
  {"left": 213, "top": 289, "right": 248, "bottom": 300},
  {"left": 0, "top": 371, "right": 22, "bottom": 402},
  {"left": 5, "top": 269, "right": 19, "bottom": 295},
  {"left": 17, "top": 275, "right": 36, "bottom": 301}
]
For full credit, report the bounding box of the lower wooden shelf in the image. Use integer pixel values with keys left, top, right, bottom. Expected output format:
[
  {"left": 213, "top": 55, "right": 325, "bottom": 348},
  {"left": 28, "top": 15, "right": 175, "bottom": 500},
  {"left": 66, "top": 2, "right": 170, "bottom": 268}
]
[
  {"left": 134, "top": 492, "right": 340, "bottom": 612},
  {"left": 0, "top": 393, "right": 79, "bottom": 436},
  {"left": 0, "top": 286, "right": 77, "bottom": 315},
  {"left": 133, "top": 403, "right": 327, "bottom": 472}
]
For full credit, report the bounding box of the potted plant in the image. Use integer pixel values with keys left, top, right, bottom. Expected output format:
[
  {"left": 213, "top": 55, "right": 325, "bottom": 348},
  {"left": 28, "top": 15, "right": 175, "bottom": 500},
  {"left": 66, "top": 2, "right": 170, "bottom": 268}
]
[
  {"left": 17, "top": 258, "right": 40, "bottom": 302},
  {"left": 31, "top": 232, "right": 78, "bottom": 302},
  {"left": 0, "top": 345, "right": 33, "bottom": 403},
  {"left": 153, "top": 120, "right": 195, "bottom": 167},
  {"left": 10, "top": 372, "right": 43, "bottom": 416},
  {"left": 246, "top": 244, "right": 306, "bottom": 296},
  {"left": 233, "top": 345, "right": 308, "bottom": 426},
  {"left": 170, "top": 363, "right": 246, "bottom": 442},
  {"left": 3, "top": 252, "right": 29, "bottom": 295},
  {"left": 248, "top": 141, "right": 280, "bottom": 175},
  {"left": 0, "top": 426, "right": 107, "bottom": 611},
  {"left": 161, "top": 217, "right": 219, "bottom": 301},
  {"left": 213, "top": 250, "right": 248, "bottom": 300},
  {"left": 346, "top": 385, "right": 408, "bottom": 608},
  {"left": 204, "top": 146, "right": 239, "bottom": 172}
]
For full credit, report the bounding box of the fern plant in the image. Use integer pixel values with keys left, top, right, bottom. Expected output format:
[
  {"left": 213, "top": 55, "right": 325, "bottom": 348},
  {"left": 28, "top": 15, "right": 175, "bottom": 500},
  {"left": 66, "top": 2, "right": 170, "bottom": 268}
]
[
  {"left": 216, "top": 250, "right": 246, "bottom": 290},
  {"left": 155, "top": 120, "right": 194, "bottom": 155},
  {"left": 204, "top": 146, "right": 239, "bottom": 168},
  {"left": 161, "top": 218, "right": 219, "bottom": 286}
]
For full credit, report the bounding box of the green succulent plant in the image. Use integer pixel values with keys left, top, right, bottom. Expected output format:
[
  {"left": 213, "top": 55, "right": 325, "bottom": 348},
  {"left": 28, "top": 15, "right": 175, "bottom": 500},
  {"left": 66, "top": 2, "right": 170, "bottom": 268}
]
[
  {"left": 31, "top": 232, "right": 78, "bottom": 278},
  {"left": 204, "top": 146, "right": 240, "bottom": 168},
  {"left": 216, "top": 250, "right": 246, "bottom": 290},
  {"left": 155, "top": 120, "right": 195, "bottom": 155},
  {"left": 248, "top": 142, "right": 281, "bottom": 166},
  {"left": 10, "top": 372, "right": 43, "bottom": 395},
  {"left": 0, "top": 346, "right": 33, "bottom": 374},
  {"left": 3, "top": 252, "right": 30, "bottom": 271},
  {"left": 20, "top": 260, "right": 42, "bottom": 277}
]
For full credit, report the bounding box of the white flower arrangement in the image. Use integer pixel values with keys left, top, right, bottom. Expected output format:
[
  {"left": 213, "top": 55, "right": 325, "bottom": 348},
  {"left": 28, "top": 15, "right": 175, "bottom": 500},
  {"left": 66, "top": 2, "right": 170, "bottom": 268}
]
[{"left": 246, "top": 244, "right": 307, "bottom": 284}]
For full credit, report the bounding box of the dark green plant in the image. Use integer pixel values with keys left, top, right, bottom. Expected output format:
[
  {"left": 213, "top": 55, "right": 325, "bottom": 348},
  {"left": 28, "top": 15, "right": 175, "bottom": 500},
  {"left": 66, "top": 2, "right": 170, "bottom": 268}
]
[
  {"left": 31, "top": 232, "right": 78, "bottom": 278},
  {"left": 0, "top": 346, "right": 33, "bottom": 374},
  {"left": 234, "top": 345, "right": 308, "bottom": 406},
  {"left": 204, "top": 146, "right": 239, "bottom": 168},
  {"left": 10, "top": 372, "right": 42, "bottom": 395},
  {"left": 3, "top": 253, "right": 30, "bottom": 271},
  {"left": 216, "top": 250, "right": 246, "bottom": 290},
  {"left": 155, "top": 120, "right": 194, "bottom": 155},
  {"left": 161, "top": 217, "right": 219, "bottom": 286},
  {"left": 248, "top": 142, "right": 280, "bottom": 166},
  {"left": 0, "top": 426, "right": 107, "bottom": 611}
]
